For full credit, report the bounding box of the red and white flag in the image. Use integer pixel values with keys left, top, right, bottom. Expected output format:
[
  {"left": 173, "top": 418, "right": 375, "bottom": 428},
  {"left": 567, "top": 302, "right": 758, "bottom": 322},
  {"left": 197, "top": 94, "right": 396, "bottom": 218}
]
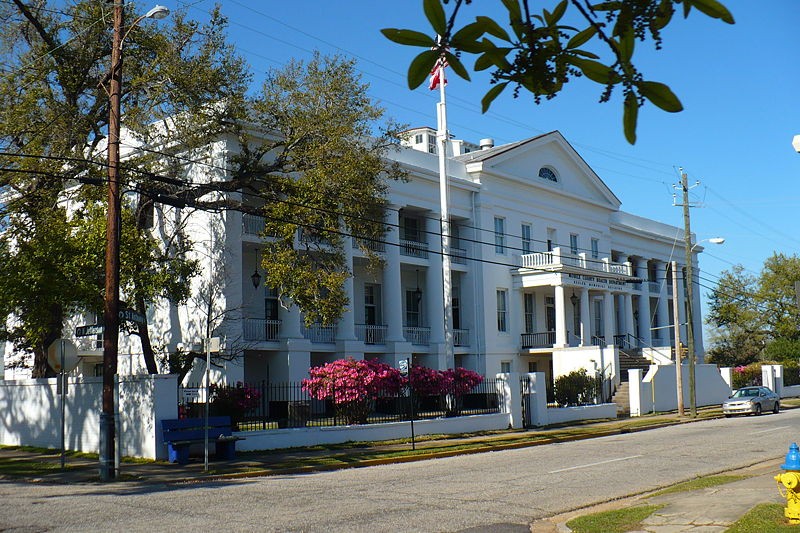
[{"left": 429, "top": 55, "right": 448, "bottom": 90}]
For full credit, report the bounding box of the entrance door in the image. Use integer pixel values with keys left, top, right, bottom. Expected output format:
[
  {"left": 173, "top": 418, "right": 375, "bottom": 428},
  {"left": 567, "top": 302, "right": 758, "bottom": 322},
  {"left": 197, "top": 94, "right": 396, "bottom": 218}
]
[{"left": 545, "top": 296, "right": 555, "bottom": 332}]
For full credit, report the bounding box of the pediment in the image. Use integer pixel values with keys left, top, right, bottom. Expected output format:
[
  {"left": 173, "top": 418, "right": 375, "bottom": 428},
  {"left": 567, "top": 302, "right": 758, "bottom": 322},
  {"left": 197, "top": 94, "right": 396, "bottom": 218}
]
[{"left": 458, "top": 131, "right": 621, "bottom": 210}]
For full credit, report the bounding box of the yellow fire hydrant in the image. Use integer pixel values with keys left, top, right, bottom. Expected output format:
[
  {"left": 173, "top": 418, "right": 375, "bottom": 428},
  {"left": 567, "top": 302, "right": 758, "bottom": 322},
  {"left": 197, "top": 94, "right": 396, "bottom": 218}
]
[{"left": 776, "top": 442, "right": 800, "bottom": 524}]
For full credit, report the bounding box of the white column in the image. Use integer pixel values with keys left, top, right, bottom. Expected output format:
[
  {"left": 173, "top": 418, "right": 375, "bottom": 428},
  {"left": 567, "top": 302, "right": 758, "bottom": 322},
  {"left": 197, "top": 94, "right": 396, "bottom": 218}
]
[
  {"left": 282, "top": 305, "right": 304, "bottom": 339},
  {"left": 624, "top": 292, "right": 635, "bottom": 344},
  {"left": 554, "top": 284, "right": 567, "bottom": 347},
  {"left": 604, "top": 291, "right": 616, "bottom": 347},
  {"left": 426, "top": 216, "right": 445, "bottom": 348},
  {"left": 635, "top": 258, "right": 651, "bottom": 347},
  {"left": 337, "top": 235, "right": 356, "bottom": 341},
  {"left": 384, "top": 208, "right": 404, "bottom": 342},
  {"left": 656, "top": 260, "right": 670, "bottom": 346},
  {"left": 579, "top": 287, "right": 590, "bottom": 346}
]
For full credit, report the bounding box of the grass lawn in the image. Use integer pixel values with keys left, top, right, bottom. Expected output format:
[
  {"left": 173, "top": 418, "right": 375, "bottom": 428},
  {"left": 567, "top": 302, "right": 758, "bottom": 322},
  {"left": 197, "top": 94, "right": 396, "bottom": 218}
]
[
  {"left": 565, "top": 505, "right": 664, "bottom": 533},
  {"left": 646, "top": 475, "right": 747, "bottom": 498},
  {"left": 726, "top": 503, "right": 800, "bottom": 533}
]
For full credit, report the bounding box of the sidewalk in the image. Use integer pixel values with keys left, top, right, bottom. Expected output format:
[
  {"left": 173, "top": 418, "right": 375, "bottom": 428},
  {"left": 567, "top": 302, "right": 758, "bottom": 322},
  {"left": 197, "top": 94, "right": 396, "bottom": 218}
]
[{"left": 532, "top": 459, "right": 785, "bottom": 532}]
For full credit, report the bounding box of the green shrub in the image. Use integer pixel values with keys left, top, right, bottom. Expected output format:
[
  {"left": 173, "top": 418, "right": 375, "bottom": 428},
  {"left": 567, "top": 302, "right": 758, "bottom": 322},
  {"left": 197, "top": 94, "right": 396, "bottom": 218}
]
[
  {"left": 783, "top": 361, "right": 800, "bottom": 386},
  {"left": 554, "top": 369, "right": 598, "bottom": 406},
  {"left": 732, "top": 363, "right": 762, "bottom": 389}
]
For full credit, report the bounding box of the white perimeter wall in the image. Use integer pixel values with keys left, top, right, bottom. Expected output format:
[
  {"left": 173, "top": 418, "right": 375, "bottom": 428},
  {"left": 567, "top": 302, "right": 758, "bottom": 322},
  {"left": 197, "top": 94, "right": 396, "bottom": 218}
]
[
  {"left": 0, "top": 374, "right": 177, "bottom": 459},
  {"left": 629, "top": 364, "right": 731, "bottom": 416}
]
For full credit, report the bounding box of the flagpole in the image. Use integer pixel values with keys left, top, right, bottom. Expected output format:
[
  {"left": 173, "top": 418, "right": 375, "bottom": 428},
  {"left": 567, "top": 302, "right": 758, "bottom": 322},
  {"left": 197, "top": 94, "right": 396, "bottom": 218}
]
[{"left": 435, "top": 49, "right": 455, "bottom": 372}]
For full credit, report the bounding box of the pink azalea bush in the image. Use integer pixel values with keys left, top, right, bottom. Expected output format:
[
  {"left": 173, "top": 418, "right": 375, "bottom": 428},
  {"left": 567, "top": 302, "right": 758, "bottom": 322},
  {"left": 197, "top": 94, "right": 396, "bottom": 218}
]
[
  {"left": 303, "top": 358, "right": 486, "bottom": 422},
  {"left": 302, "top": 357, "right": 402, "bottom": 424}
]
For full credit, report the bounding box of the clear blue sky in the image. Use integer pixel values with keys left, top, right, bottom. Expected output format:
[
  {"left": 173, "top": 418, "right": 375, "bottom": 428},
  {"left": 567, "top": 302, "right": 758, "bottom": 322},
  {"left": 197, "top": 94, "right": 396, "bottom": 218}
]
[{"left": 168, "top": 0, "right": 799, "bottom": 316}]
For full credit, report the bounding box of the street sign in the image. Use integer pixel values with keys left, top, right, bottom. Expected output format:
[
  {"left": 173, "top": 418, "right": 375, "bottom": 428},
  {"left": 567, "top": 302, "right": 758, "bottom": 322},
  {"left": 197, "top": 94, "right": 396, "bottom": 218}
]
[
  {"left": 399, "top": 358, "right": 409, "bottom": 376},
  {"left": 75, "top": 324, "right": 104, "bottom": 337},
  {"left": 119, "top": 308, "right": 146, "bottom": 325}
]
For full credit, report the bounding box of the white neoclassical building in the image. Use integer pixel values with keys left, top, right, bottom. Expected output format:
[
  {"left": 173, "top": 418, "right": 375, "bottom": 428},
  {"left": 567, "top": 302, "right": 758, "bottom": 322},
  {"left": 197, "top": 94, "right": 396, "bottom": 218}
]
[{"left": 2, "top": 127, "right": 706, "bottom": 391}]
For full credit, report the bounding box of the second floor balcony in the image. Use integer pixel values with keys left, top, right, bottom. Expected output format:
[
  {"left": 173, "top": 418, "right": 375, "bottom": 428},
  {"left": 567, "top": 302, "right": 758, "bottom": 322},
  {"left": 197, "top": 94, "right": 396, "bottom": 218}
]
[
  {"left": 520, "top": 248, "right": 633, "bottom": 279},
  {"left": 243, "top": 318, "right": 282, "bottom": 342}
]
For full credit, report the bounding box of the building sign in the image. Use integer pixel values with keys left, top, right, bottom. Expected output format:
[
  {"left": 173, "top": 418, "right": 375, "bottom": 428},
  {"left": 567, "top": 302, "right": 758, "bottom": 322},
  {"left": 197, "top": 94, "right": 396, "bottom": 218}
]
[{"left": 565, "top": 273, "right": 628, "bottom": 290}]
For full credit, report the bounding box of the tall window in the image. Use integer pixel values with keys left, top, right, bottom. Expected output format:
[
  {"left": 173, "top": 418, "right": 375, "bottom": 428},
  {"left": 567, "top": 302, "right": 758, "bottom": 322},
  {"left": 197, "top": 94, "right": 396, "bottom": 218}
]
[
  {"left": 569, "top": 233, "right": 579, "bottom": 255},
  {"left": 496, "top": 289, "right": 508, "bottom": 332},
  {"left": 547, "top": 228, "right": 556, "bottom": 252},
  {"left": 521, "top": 223, "right": 532, "bottom": 254},
  {"left": 494, "top": 216, "right": 506, "bottom": 254},
  {"left": 401, "top": 215, "right": 421, "bottom": 242},
  {"left": 364, "top": 284, "right": 380, "bottom": 325},
  {"left": 524, "top": 293, "right": 535, "bottom": 333},
  {"left": 405, "top": 290, "right": 421, "bottom": 327},
  {"left": 428, "top": 137, "right": 436, "bottom": 154},
  {"left": 414, "top": 133, "right": 423, "bottom": 144},
  {"left": 452, "top": 286, "right": 461, "bottom": 329},
  {"left": 265, "top": 287, "right": 279, "bottom": 321},
  {"left": 591, "top": 238, "right": 599, "bottom": 259}
]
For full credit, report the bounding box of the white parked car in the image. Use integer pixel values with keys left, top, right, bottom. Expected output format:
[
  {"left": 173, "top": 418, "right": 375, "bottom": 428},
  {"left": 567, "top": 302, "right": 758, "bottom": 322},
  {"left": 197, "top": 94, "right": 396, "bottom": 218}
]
[{"left": 722, "top": 386, "right": 779, "bottom": 417}]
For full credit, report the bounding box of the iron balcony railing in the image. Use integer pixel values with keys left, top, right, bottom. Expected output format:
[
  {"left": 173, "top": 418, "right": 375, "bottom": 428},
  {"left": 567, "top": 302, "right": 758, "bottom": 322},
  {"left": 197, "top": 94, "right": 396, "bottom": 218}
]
[
  {"left": 453, "top": 328, "right": 469, "bottom": 347},
  {"left": 400, "top": 239, "right": 429, "bottom": 259},
  {"left": 521, "top": 331, "right": 556, "bottom": 349},
  {"left": 404, "top": 326, "right": 430, "bottom": 345},
  {"left": 243, "top": 319, "right": 282, "bottom": 342},
  {"left": 351, "top": 237, "right": 386, "bottom": 253},
  {"left": 303, "top": 324, "right": 336, "bottom": 344},
  {"left": 355, "top": 324, "right": 388, "bottom": 345}
]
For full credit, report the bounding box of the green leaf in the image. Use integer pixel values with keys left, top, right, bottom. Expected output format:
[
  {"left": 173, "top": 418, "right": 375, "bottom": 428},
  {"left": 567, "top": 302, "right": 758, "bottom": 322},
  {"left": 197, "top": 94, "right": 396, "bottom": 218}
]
[
  {"left": 616, "top": 30, "right": 634, "bottom": 61},
  {"left": 444, "top": 52, "right": 471, "bottom": 81},
  {"left": 475, "top": 16, "right": 511, "bottom": 42},
  {"left": 567, "top": 26, "right": 597, "bottom": 49},
  {"left": 408, "top": 50, "right": 439, "bottom": 89},
  {"left": 592, "top": 1, "right": 623, "bottom": 11},
  {"left": 571, "top": 49, "right": 600, "bottom": 59},
  {"left": 545, "top": 0, "right": 568, "bottom": 25},
  {"left": 475, "top": 45, "right": 512, "bottom": 72},
  {"left": 638, "top": 81, "right": 683, "bottom": 112},
  {"left": 381, "top": 28, "right": 436, "bottom": 47},
  {"left": 567, "top": 57, "right": 619, "bottom": 84},
  {"left": 623, "top": 92, "right": 638, "bottom": 144},
  {"left": 501, "top": 0, "right": 522, "bottom": 21},
  {"left": 687, "top": 0, "right": 735, "bottom": 24},
  {"left": 423, "top": 0, "right": 447, "bottom": 36},
  {"left": 450, "top": 22, "right": 487, "bottom": 52},
  {"left": 481, "top": 82, "right": 508, "bottom": 113}
]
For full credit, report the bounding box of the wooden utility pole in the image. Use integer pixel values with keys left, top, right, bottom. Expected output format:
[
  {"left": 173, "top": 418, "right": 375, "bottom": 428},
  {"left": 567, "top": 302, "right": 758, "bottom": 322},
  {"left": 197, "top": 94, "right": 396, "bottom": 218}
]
[
  {"left": 680, "top": 169, "right": 698, "bottom": 418},
  {"left": 671, "top": 261, "right": 684, "bottom": 416}
]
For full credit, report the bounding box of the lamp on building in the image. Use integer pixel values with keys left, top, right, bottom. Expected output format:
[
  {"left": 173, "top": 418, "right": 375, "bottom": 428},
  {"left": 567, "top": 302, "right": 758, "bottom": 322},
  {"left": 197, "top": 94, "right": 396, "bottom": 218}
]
[
  {"left": 570, "top": 291, "right": 579, "bottom": 307},
  {"left": 251, "top": 251, "right": 262, "bottom": 289}
]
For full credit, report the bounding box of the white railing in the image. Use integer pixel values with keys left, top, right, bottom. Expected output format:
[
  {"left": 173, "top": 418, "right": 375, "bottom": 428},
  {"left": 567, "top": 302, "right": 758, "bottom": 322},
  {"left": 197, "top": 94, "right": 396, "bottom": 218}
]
[
  {"left": 521, "top": 248, "right": 632, "bottom": 276},
  {"left": 242, "top": 214, "right": 266, "bottom": 236},
  {"left": 303, "top": 324, "right": 336, "bottom": 344},
  {"left": 403, "top": 326, "right": 430, "bottom": 345},
  {"left": 243, "top": 318, "right": 282, "bottom": 342},
  {"left": 521, "top": 251, "right": 554, "bottom": 269},
  {"left": 352, "top": 237, "right": 386, "bottom": 253},
  {"left": 355, "top": 324, "right": 387, "bottom": 345},
  {"left": 400, "top": 239, "right": 429, "bottom": 259},
  {"left": 453, "top": 328, "right": 469, "bottom": 347},
  {"left": 451, "top": 246, "right": 467, "bottom": 265}
]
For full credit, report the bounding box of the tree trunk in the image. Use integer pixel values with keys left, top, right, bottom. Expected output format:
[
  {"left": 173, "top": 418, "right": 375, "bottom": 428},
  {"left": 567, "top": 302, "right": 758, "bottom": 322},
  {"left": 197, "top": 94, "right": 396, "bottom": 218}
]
[{"left": 136, "top": 294, "right": 158, "bottom": 374}]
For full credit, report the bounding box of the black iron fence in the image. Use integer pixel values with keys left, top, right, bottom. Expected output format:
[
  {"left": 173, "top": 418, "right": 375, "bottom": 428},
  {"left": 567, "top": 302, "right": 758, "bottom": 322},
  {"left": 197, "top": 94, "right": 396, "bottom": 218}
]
[{"left": 179, "top": 379, "right": 505, "bottom": 431}]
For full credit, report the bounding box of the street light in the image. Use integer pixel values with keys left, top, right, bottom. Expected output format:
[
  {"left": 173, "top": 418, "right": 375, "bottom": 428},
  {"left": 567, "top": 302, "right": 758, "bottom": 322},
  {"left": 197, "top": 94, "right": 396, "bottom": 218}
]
[{"left": 101, "top": 1, "right": 169, "bottom": 482}]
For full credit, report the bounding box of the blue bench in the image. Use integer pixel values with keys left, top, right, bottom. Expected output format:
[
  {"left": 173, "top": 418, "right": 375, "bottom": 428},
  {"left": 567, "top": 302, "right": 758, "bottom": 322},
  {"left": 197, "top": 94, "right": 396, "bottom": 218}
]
[{"left": 160, "top": 416, "right": 244, "bottom": 464}]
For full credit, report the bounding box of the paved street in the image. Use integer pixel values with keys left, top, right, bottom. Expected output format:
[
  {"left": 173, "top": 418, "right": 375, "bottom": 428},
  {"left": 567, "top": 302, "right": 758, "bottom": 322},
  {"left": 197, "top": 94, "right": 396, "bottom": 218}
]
[{"left": 0, "top": 410, "right": 796, "bottom": 532}]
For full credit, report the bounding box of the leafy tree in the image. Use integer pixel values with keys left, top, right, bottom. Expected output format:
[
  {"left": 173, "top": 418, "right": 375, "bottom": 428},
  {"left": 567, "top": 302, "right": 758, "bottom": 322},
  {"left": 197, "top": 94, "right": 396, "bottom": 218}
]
[
  {"left": 706, "top": 254, "right": 800, "bottom": 367},
  {"left": 0, "top": 1, "right": 241, "bottom": 376},
  {"left": 383, "top": 0, "right": 734, "bottom": 143},
  {"left": 0, "top": 2, "right": 400, "bottom": 375}
]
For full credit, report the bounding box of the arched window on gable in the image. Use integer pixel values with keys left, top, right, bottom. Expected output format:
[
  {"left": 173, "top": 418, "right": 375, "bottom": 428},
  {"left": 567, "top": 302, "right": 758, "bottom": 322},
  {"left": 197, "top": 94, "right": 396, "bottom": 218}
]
[{"left": 538, "top": 167, "right": 558, "bottom": 182}]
